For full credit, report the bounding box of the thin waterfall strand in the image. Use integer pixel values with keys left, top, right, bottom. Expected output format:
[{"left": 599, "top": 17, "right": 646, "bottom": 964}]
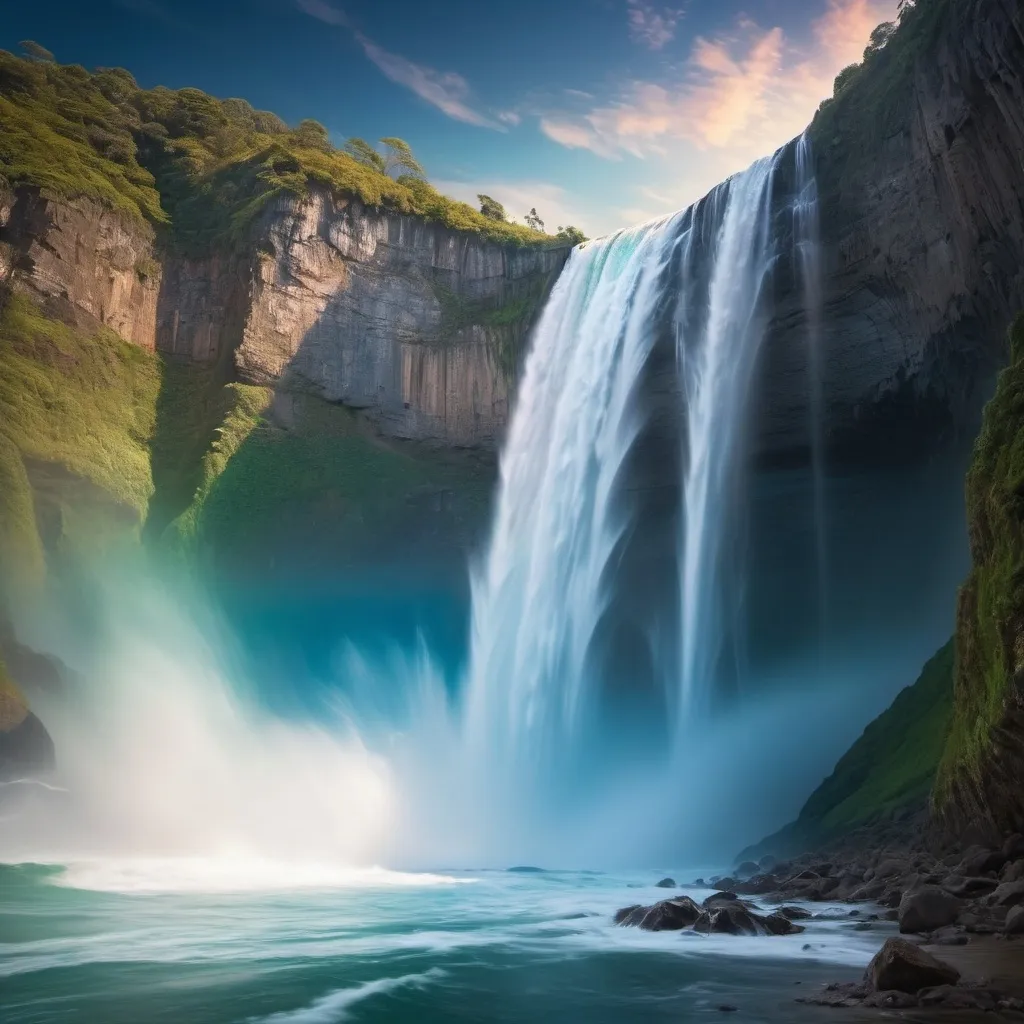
[{"left": 795, "top": 132, "right": 829, "bottom": 654}]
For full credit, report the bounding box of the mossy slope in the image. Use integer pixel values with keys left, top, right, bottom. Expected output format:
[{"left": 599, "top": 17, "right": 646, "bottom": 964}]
[
  {"left": 750, "top": 641, "right": 955, "bottom": 857},
  {"left": 935, "top": 313, "right": 1024, "bottom": 833}
]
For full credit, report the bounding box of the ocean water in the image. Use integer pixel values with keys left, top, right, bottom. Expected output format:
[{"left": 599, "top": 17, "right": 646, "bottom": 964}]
[{"left": 0, "top": 860, "right": 890, "bottom": 1023}]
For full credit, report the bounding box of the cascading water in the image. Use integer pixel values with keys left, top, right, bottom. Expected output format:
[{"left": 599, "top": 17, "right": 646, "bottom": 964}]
[
  {"left": 675, "top": 153, "right": 783, "bottom": 722},
  {"left": 794, "top": 132, "right": 829, "bottom": 653},
  {"left": 464, "top": 215, "right": 686, "bottom": 780}
]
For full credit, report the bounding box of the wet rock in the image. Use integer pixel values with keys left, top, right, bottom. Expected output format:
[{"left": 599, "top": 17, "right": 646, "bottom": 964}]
[
  {"left": 848, "top": 881, "right": 886, "bottom": 901},
  {"left": 654, "top": 877, "right": 676, "bottom": 888},
  {"left": 693, "top": 906, "right": 763, "bottom": 936},
  {"left": 762, "top": 912, "right": 805, "bottom": 936},
  {"left": 956, "top": 845, "right": 1004, "bottom": 877},
  {"left": 1002, "top": 859, "right": 1024, "bottom": 882},
  {"left": 866, "top": 937, "right": 961, "bottom": 993},
  {"left": 1005, "top": 904, "right": 1024, "bottom": 934},
  {"left": 942, "top": 873, "right": 999, "bottom": 897},
  {"left": 615, "top": 896, "right": 703, "bottom": 931},
  {"left": 712, "top": 877, "right": 738, "bottom": 891},
  {"left": 928, "top": 925, "right": 969, "bottom": 945},
  {"left": 863, "top": 990, "right": 919, "bottom": 1008},
  {"left": 919, "top": 985, "right": 998, "bottom": 1011},
  {"left": 778, "top": 906, "right": 812, "bottom": 920},
  {"left": 898, "top": 887, "right": 962, "bottom": 933},
  {"left": 758, "top": 855, "right": 776, "bottom": 871},
  {"left": 1003, "top": 834, "right": 1024, "bottom": 862},
  {"left": 988, "top": 879, "right": 1024, "bottom": 907},
  {"left": 734, "top": 860, "right": 759, "bottom": 880},
  {"left": 703, "top": 892, "right": 741, "bottom": 907},
  {"left": 873, "top": 858, "right": 907, "bottom": 880}
]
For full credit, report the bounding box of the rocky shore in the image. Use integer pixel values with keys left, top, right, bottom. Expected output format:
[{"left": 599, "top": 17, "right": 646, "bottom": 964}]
[{"left": 616, "top": 815, "right": 1024, "bottom": 1015}]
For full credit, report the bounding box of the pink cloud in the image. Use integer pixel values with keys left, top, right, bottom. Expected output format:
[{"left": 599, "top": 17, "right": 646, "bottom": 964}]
[
  {"left": 627, "top": 1, "right": 687, "bottom": 50},
  {"left": 542, "top": 0, "right": 900, "bottom": 159}
]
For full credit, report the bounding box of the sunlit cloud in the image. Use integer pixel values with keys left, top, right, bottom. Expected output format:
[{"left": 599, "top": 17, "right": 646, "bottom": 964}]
[
  {"left": 627, "top": 0, "right": 686, "bottom": 50},
  {"left": 543, "top": 0, "right": 899, "bottom": 159}
]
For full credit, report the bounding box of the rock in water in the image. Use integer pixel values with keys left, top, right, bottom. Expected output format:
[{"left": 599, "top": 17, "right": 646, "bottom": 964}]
[
  {"left": 616, "top": 897, "right": 703, "bottom": 931},
  {"left": 655, "top": 877, "right": 676, "bottom": 888},
  {"left": 693, "top": 906, "right": 763, "bottom": 936},
  {"left": 866, "top": 938, "right": 961, "bottom": 993},
  {"left": 898, "top": 887, "right": 962, "bottom": 933}
]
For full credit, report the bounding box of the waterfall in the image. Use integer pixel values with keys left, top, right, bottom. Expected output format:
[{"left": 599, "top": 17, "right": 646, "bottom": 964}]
[
  {"left": 795, "top": 133, "right": 828, "bottom": 653},
  {"left": 464, "top": 214, "right": 685, "bottom": 774},
  {"left": 675, "top": 152, "right": 783, "bottom": 721},
  {"left": 465, "top": 143, "right": 807, "bottom": 798}
]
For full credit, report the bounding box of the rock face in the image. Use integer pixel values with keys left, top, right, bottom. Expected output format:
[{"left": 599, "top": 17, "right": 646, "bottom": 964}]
[
  {"left": 758, "top": 0, "right": 1024, "bottom": 464},
  {"left": 0, "top": 184, "right": 569, "bottom": 451},
  {"left": 0, "top": 186, "right": 160, "bottom": 350}
]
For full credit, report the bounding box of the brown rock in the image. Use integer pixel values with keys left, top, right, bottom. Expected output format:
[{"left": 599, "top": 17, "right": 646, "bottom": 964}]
[
  {"left": 898, "top": 887, "right": 962, "bottom": 933},
  {"left": 865, "top": 938, "right": 961, "bottom": 993}
]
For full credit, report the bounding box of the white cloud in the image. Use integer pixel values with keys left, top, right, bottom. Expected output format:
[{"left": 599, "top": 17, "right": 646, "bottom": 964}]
[
  {"left": 627, "top": 0, "right": 686, "bottom": 50},
  {"left": 294, "top": 0, "right": 349, "bottom": 27},
  {"left": 498, "top": 111, "right": 522, "bottom": 126},
  {"left": 294, "top": 1, "right": 502, "bottom": 130},
  {"left": 355, "top": 34, "right": 503, "bottom": 129},
  {"left": 543, "top": 0, "right": 899, "bottom": 160},
  {"left": 433, "top": 179, "right": 594, "bottom": 236}
]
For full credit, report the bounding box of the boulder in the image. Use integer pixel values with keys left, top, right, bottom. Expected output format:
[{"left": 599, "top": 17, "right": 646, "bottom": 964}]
[
  {"left": 734, "top": 860, "right": 759, "bottom": 880},
  {"left": 942, "top": 874, "right": 998, "bottom": 897},
  {"left": 758, "top": 855, "right": 776, "bottom": 871},
  {"left": 616, "top": 896, "right": 703, "bottom": 931},
  {"left": 693, "top": 906, "right": 763, "bottom": 936},
  {"left": 1005, "top": 904, "right": 1024, "bottom": 935},
  {"left": 899, "top": 888, "right": 962, "bottom": 933},
  {"left": 865, "top": 938, "right": 961, "bottom": 993},
  {"left": 703, "top": 892, "right": 741, "bottom": 907},
  {"left": 989, "top": 880, "right": 1024, "bottom": 907},
  {"left": 655, "top": 877, "right": 676, "bottom": 888},
  {"left": 873, "top": 858, "right": 908, "bottom": 880},
  {"left": 762, "top": 912, "right": 805, "bottom": 936},
  {"left": 956, "top": 845, "right": 1004, "bottom": 877},
  {"left": 1002, "top": 859, "right": 1024, "bottom": 882},
  {"left": 778, "top": 905, "right": 812, "bottom": 920}
]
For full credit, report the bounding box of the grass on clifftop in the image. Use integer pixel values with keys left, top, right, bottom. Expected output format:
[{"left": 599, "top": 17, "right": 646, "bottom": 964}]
[
  {"left": 0, "top": 48, "right": 554, "bottom": 250},
  {"left": 935, "top": 313, "right": 1024, "bottom": 804}
]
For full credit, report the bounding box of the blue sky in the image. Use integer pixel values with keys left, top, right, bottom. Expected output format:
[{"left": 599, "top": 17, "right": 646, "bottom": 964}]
[{"left": 2, "top": 0, "right": 899, "bottom": 236}]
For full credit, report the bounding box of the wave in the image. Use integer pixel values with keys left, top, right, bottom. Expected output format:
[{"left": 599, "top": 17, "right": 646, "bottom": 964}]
[
  {"left": 40, "top": 857, "right": 477, "bottom": 894},
  {"left": 248, "top": 969, "right": 447, "bottom": 1024}
]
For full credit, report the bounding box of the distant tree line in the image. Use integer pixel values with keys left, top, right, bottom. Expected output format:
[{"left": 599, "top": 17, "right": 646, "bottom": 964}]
[{"left": 476, "top": 193, "right": 588, "bottom": 246}]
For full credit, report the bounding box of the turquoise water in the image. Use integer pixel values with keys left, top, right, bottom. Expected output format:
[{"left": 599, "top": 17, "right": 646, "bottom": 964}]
[{"left": 1, "top": 861, "right": 888, "bottom": 1023}]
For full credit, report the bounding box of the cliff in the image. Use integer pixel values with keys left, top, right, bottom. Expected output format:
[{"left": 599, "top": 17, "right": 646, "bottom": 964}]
[
  {"left": 756, "top": 0, "right": 1024, "bottom": 465},
  {"left": 934, "top": 313, "right": 1024, "bottom": 838}
]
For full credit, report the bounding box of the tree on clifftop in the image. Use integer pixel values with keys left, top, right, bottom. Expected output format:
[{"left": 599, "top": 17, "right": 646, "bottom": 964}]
[
  {"left": 478, "top": 195, "right": 507, "bottom": 221},
  {"left": 344, "top": 137, "right": 425, "bottom": 180},
  {"left": 524, "top": 207, "right": 545, "bottom": 232},
  {"left": 19, "top": 41, "right": 54, "bottom": 63}
]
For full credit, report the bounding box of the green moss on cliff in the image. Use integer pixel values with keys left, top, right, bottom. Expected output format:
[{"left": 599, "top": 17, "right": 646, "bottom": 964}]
[
  {"left": 935, "top": 313, "right": 1024, "bottom": 808},
  {"left": 0, "top": 48, "right": 555, "bottom": 250},
  {"left": 0, "top": 655, "right": 29, "bottom": 733},
  {"left": 166, "top": 389, "right": 490, "bottom": 567},
  {"left": 0, "top": 292, "right": 161, "bottom": 517}
]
